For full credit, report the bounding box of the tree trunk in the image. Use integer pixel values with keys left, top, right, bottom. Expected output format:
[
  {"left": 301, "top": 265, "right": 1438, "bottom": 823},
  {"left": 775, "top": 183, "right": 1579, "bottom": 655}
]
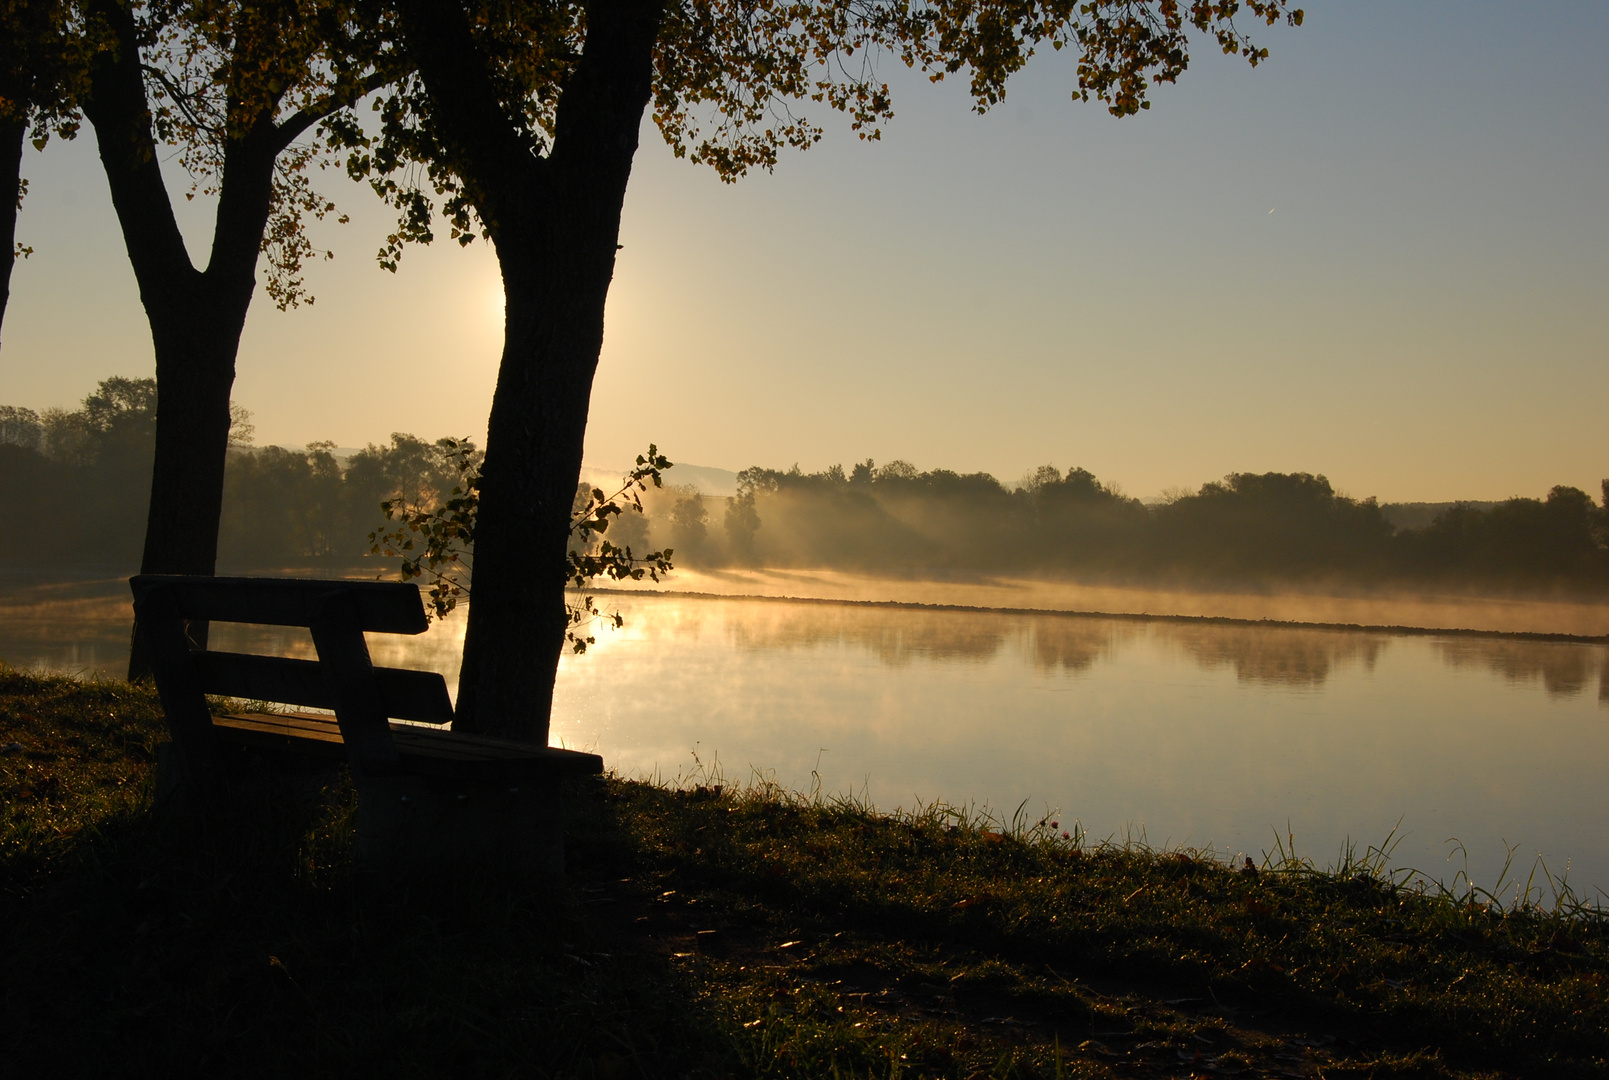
[
  {"left": 401, "top": 0, "right": 663, "bottom": 742},
  {"left": 83, "top": 0, "right": 279, "bottom": 679},
  {"left": 451, "top": 243, "right": 615, "bottom": 740},
  {"left": 135, "top": 287, "right": 255, "bottom": 582},
  {"left": 0, "top": 114, "right": 25, "bottom": 348}
]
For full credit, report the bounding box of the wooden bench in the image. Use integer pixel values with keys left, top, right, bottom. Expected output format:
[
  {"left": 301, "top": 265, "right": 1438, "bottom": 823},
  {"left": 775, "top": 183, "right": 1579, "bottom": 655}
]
[{"left": 130, "top": 574, "right": 602, "bottom": 876}]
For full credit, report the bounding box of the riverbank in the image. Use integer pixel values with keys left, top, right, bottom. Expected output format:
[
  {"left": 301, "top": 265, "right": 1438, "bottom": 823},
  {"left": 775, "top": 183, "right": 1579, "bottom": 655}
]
[{"left": 3, "top": 668, "right": 1607, "bottom": 1078}]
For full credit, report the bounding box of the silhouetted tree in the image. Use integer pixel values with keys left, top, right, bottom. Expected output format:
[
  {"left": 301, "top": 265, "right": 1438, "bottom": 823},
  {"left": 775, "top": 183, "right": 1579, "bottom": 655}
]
[
  {"left": 669, "top": 493, "right": 710, "bottom": 555},
  {"left": 877, "top": 459, "right": 918, "bottom": 482},
  {"left": 0, "top": 376, "right": 156, "bottom": 564},
  {"left": 79, "top": 0, "right": 397, "bottom": 676},
  {"left": 1399, "top": 485, "right": 1608, "bottom": 589},
  {"left": 219, "top": 442, "right": 346, "bottom": 564},
  {"left": 0, "top": 377, "right": 496, "bottom": 572},
  {"left": 723, "top": 488, "right": 760, "bottom": 563},
  {"left": 1018, "top": 464, "right": 1147, "bottom": 571},
  {"left": 0, "top": 404, "right": 41, "bottom": 450},
  {"left": 1150, "top": 472, "right": 1394, "bottom": 580}
]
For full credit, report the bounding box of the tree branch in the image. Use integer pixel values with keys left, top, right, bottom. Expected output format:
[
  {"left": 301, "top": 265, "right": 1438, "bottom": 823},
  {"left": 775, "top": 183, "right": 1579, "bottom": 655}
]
[
  {"left": 81, "top": 0, "right": 199, "bottom": 290},
  {"left": 139, "top": 63, "right": 226, "bottom": 141},
  {"left": 548, "top": 0, "right": 664, "bottom": 189},
  {"left": 393, "top": 0, "right": 549, "bottom": 238},
  {"left": 272, "top": 67, "right": 394, "bottom": 154}
]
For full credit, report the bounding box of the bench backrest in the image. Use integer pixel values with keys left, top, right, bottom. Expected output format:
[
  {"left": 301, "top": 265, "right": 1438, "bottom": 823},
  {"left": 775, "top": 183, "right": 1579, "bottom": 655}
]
[
  {"left": 133, "top": 575, "right": 432, "bottom": 633},
  {"left": 131, "top": 575, "right": 453, "bottom": 781}
]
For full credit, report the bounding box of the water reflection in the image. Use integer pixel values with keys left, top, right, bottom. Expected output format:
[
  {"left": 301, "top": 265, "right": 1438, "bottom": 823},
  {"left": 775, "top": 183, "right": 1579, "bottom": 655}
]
[
  {"left": 640, "top": 601, "right": 1400, "bottom": 687},
  {"left": 706, "top": 601, "right": 1141, "bottom": 674},
  {"left": 1167, "top": 624, "right": 1388, "bottom": 688},
  {"left": 1434, "top": 638, "right": 1605, "bottom": 699},
  {"left": 1024, "top": 618, "right": 1135, "bottom": 675},
  {"left": 600, "top": 597, "right": 1609, "bottom": 698},
  {"left": 1, "top": 576, "right": 1604, "bottom": 702},
  {"left": 723, "top": 601, "right": 1010, "bottom": 666},
  {"left": 0, "top": 576, "right": 134, "bottom": 676},
  {"left": 635, "top": 602, "right": 1388, "bottom": 689}
]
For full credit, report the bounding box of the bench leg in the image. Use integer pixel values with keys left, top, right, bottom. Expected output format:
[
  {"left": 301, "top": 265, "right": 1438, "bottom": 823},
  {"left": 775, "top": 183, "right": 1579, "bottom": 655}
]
[{"left": 355, "top": 775, "right": 566, "bottom": 880}]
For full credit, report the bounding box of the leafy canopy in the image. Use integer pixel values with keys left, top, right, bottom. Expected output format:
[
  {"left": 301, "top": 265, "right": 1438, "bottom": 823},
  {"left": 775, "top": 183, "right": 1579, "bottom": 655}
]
[
  {"left": 0, "top": 0, "right": 93, "bottom": 144},
  {"left": 2, "top": 0, "right": 100, "bottom": 263},
  {"left": 88, "top": 0, "right": 405, "bottom": 307},
  {"left": 339, "top": 0, "right": 1302, "bottom": 259}
]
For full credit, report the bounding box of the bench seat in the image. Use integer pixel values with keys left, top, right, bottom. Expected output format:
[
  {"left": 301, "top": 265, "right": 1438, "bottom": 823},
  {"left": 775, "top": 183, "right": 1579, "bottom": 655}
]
[{"left": 212, "top": 711, "right": 603, "bottom": 782}]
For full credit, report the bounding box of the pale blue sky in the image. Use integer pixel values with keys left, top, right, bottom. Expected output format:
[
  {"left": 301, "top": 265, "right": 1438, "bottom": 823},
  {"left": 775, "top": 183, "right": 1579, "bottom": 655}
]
[{"left": 2, "top": 1, "right": 1605, "bottom": 502}]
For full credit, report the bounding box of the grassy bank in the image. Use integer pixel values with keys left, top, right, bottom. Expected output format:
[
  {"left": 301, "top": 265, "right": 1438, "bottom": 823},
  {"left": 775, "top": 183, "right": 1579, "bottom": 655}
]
[{"left": 3, "top": 667, "right": 1607, "bottom": 1078}]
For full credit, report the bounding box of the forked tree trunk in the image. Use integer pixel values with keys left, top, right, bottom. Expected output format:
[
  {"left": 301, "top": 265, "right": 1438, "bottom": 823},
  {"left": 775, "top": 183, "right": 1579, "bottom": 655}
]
[
  {"left": 136, "top": 287, "right": 256, "bottom": 582},
  {"left": 0, "top": 114, "right": 26, "bottom": 347},
  {"left": 83, "top": 0, "right": 280, "bottom": 679},
  {"left": 400, "top": 0, "right": 662, "bottom": 741}
]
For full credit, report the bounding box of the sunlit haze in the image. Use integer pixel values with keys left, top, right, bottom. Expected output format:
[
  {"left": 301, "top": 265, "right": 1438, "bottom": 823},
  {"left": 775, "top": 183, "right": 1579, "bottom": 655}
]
[{"left": 2, "top": 1, "right": 1604, "bottom": 503}]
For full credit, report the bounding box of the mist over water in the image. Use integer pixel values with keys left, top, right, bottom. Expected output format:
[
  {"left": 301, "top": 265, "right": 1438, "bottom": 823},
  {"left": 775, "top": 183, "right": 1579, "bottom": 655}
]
[
  {"left": 616, "top": 567, "right": 1609, "bottom": 637},
  {"left": 4, "top": 570, "right": 1607, "bottom": 898}
]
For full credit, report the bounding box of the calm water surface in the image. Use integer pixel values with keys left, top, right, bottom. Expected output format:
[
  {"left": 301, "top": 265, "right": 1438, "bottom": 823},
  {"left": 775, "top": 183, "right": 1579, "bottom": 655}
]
[{"left": 5, "top": 574, "right": 1607, "bottom": 899}]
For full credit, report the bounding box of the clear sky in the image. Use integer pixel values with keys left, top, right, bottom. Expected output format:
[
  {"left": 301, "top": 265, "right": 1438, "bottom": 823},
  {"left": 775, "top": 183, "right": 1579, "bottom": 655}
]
[{"left": 2, "top": 1, "right": 1605, "bottom": 503}]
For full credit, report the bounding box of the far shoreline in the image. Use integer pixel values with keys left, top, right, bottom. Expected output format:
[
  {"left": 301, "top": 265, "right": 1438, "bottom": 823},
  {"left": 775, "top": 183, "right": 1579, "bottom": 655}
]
[
  {"left": 2, "top": 564, "right": 1606, "bottom": 644},
  {"left": 591, "top": 585, "right": 1609, "bottom": 645}
]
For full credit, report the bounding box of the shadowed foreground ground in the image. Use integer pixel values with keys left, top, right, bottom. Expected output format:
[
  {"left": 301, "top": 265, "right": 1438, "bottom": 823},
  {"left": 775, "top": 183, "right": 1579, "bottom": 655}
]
[{"left": 3, "top": 668, "right": 1606, "bottom": 1078}]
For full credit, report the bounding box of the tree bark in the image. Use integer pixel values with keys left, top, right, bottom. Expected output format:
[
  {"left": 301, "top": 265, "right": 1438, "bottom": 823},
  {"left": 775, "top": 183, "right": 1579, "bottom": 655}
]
[
  {"left": 82, "top": 0, "right": 282, "bottom": 679},
  {"left": 0, "top": 114, "right": 25, "bottom": 348},
  {"left": 398, "top": 0, "right": 663, "bottom": 741}
]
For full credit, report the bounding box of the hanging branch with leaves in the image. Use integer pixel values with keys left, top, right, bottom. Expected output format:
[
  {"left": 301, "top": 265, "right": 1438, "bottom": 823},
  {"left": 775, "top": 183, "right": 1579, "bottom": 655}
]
[{"left": 370, "top": 443, "right": 675, "bottom": 653}]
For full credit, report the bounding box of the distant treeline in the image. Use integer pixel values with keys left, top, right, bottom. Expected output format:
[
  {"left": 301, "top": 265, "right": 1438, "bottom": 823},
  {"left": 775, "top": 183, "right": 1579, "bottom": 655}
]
[
  {"left": 0, "top": 378, "right": 470, "bottom": 570},
  {"left": 2, "top": 378, "right": 1605, "bottom": 593},
  {"left": 659, "top": 460, "right": 1609, "bottom": 594}
]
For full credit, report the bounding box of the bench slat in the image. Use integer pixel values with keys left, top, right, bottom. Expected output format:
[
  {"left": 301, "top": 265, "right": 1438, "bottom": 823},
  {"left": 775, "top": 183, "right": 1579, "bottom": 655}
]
[
  {"left": 214, "top": 713, "right": 347, "bottom": 748},
  {"left": 130, "top": 575, "right": 429, "bottom": 634},
  {"left": 195, "top": 652, "right": 454, "bottom": 725},
  {"left": 214, "top": 712, "right": 603, "bottom": 781}
]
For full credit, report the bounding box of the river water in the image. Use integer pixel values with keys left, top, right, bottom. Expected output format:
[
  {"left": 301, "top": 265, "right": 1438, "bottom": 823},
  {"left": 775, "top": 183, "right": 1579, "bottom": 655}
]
[{"left": 4, "top": 571, "right": 1607, "bottom": 901}]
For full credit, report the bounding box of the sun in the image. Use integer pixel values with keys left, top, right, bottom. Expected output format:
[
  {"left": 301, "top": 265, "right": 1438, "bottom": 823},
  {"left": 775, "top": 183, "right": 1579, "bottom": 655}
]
[{"left": 484, "top": 280, "right": 506, "bottom": 330}]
